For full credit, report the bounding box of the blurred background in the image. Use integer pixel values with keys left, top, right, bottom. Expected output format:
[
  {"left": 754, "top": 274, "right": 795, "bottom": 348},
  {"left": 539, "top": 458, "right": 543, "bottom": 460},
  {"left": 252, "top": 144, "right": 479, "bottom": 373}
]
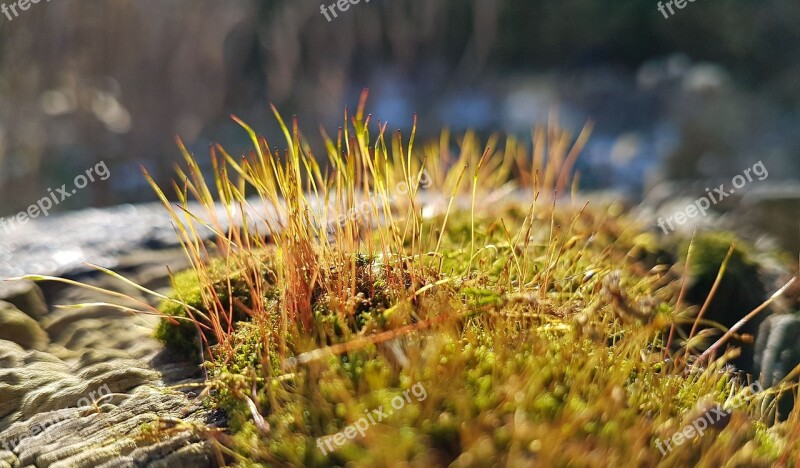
[{"left": 0, "top": 0, "right": 799, "bottom": 215}]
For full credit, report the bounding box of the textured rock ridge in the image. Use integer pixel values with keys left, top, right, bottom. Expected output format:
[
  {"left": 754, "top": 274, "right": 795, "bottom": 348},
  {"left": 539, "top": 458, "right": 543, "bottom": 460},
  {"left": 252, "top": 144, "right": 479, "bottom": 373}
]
[{"left": 0, "top": 269, "right": 218, "bottom": 467}]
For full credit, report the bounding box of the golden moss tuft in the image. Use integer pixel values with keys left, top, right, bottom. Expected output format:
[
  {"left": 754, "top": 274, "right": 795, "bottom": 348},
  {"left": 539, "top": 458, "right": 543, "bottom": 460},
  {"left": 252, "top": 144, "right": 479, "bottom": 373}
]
[{"left": 141, "top": 98, "right": 798, "bottom": 465}]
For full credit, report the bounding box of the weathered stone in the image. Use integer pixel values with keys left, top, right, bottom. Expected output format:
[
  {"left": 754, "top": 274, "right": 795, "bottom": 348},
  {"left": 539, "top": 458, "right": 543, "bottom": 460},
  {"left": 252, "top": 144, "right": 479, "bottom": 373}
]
[
  {"left": 146, "top": 442, "right": 212, "bottom": 468},
  {"left": 0, "top": 205, "right": 238, "bottom": 467},
  {"left": 0, "top": 274, "right": 216, "bottom": 467},
  {"left": 0, "top": 280, "right": 48, "bottom": 320},
  {"left": 42, "top": 306, "right": 133, "bottom": 338},
  {"left": 0, "top": 301, "right": 49, "bottom": 351},
  {"left": 0, "top": 337, "right": 213, "bottom": 466},
  {"left": 110, "top": 433, "right": 213, "bottom": 468},
  {"left": 755, "top": 314, "right": 800, "bottom": 386},
  {"left": 754, "top": 313, "right": 800, "bottom": 419},
  {"left": 17, "top": 362, "right": 157, "bottom": 419}
]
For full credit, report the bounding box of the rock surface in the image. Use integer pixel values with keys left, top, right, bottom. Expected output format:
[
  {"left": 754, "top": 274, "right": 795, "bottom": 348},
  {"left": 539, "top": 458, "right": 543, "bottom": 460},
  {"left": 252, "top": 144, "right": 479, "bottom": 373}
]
[
  {"left": 0, "top": 302, "right": 49, "bottom": 351},
  {"left": 0, "top": 281, "right": 48, "bottom": 321},
  {"left": 0, "top": 225, "right": 218, "bottom": 467},
  {"left": 754, "top": 314, "right": 800, "bottom": 419}
]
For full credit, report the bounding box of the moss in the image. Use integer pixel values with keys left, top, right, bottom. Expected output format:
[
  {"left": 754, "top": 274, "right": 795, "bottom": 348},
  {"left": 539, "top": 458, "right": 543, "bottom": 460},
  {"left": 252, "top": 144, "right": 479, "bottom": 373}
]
[
  {"left": 196, "top": 209, "right": 784, "bottom": 466},
  {"left": 154, "top": 250, "right": 279, "bottom": 358},
  {"left": 143, "top": 110, "right": 796, "bottom": 465},
  {"left": 309, "top": 253, "right": 404, "bottom": 340},
  {"left": 154, "top": 312, "right": 202, "bottom": 358},
  {"left": 683, "top": 232, "right": 760, "bottom": 286}
]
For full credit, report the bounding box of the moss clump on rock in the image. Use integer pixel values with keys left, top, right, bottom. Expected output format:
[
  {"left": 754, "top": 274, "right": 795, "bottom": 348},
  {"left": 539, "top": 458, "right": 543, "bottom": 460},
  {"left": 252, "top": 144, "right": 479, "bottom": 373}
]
[
  {"left": 142, "top": 105, "right": 799, "bottom": 465},
  {"left": 198, "top": 205, "right": 787, "bottom": 467},
  {"left": 154, "top": 250, "right": 279, "bottom": 358}
]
